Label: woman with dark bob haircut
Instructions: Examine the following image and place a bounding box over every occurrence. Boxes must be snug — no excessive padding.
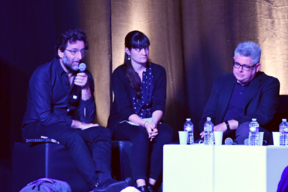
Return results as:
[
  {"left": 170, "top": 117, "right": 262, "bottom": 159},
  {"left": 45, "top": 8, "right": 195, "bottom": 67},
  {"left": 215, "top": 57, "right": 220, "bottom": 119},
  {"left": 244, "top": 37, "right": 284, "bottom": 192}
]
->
[{"left": 107, "top": 30, "right": 174, "bottom": 192}]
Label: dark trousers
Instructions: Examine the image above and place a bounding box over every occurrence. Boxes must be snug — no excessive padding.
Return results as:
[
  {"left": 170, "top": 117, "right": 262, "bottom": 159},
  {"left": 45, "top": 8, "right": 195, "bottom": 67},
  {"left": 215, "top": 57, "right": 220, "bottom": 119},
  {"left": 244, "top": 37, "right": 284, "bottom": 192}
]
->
[
  {"left": 223, "top": 121, "right": 273, "bottom": 145},
  {"left": 22, "top": 122, "right": 112, "bottom": 189},
  {"left": 113, "top": 122, "right": 173, "bottom": 182}
]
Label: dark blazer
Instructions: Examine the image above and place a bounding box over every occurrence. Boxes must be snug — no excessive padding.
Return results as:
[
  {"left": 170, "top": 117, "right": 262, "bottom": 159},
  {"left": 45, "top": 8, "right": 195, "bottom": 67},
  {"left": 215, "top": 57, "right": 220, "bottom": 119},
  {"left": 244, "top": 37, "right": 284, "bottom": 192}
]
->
[
  {"left": 199, "top": 72, "right": 280, "bottom": 132},
  {"left": 107, "top": 63, "right": 167, "bottom": 133}
]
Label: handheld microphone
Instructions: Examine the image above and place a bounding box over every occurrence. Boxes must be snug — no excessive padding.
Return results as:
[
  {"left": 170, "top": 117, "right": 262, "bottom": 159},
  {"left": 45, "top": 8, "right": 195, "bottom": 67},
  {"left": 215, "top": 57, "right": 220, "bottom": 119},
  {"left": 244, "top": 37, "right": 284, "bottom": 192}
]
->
[
  {"left": 224, "top": 137, "right": 238, "bottom": 145},
  {"left": 69, "top": 63, "right": 87, "bottom": 106},
  {"left": 78, "top": 63, "right": 86, "bottom": 72}
]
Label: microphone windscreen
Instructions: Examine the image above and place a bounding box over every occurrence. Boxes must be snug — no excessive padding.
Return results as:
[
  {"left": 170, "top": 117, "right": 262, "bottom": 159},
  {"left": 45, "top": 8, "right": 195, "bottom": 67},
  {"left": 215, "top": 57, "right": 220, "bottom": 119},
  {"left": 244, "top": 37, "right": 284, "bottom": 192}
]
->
[
  {"left": 79, "top": 63, "right": 86, "bottom": 72},
  {"left": 224, "top": 137, "right": 233, "bottom": 145}
]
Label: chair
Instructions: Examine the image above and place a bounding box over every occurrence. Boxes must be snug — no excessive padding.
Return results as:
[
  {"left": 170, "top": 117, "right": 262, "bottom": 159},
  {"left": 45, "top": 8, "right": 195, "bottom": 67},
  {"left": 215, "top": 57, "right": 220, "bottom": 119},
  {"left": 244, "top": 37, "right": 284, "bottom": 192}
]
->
[
  {"left": 12, "top": 140, "right": 162, "bottom": 192},
  {"left": 265, "top": 95, "right": 288, "bottom": 132},
  {"left": 12, "top": 140, "right": 134, "bottom": 192},
  {"left": 12, "top": 142, "right": 90, "bottom": 192},
  {"left": 111, "top": 141, "right": 133, "bottom": 181}
]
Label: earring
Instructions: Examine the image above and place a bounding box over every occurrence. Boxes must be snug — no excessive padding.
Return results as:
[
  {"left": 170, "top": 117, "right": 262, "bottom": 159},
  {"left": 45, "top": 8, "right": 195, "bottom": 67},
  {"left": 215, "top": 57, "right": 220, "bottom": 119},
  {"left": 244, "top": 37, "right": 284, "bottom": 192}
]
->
[{"left": 128, "top": 56, "right": 130, "bottom": 60}]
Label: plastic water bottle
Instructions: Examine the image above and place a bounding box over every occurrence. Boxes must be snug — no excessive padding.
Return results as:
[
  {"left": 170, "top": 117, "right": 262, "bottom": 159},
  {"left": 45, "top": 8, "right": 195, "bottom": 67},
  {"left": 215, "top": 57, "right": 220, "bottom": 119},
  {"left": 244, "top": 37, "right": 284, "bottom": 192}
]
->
[
  {"left": 248, "top": 118, "right": 259, "bottom": 146},
  {"left": 184, "top": 118, "right": 194, "bottom": 144},
  {"left": 204, "top": 117, "right": 214, "bottom": 145},
  {"left": 279, "top": 119, "right": 288, "bottom": 146}
]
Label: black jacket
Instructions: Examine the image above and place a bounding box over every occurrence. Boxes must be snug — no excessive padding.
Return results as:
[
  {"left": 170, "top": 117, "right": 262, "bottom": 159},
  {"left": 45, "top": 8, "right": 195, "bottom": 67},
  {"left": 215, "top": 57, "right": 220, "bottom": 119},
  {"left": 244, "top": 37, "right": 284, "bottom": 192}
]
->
[
  {"left": 199, "top": 72, "right": 280, "bottom": 132},
  {"left": 22, "top": 58, "right": 96, "bottom": 127}
]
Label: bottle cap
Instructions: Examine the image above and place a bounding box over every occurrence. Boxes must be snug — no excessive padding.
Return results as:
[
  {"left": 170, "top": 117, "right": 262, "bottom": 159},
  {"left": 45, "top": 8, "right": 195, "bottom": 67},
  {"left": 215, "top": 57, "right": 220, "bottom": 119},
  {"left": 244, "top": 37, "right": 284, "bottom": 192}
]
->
[
  {"left": 186, "top": 118, "right": 191, "bottom": 121},
  {"left": 207, "top": 117, "right": 211, "bottom": 121},
  {"left": 283, "top": 119, "right": 287, "bottom": 122},
  {"left": 252, "top": 118, "right": 256, "bottom": 121}
]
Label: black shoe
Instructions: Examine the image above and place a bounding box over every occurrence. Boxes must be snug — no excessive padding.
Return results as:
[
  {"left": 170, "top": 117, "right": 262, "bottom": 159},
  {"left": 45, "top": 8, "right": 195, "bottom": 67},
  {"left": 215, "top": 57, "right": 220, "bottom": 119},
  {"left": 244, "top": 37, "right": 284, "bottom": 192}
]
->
[
  {"left": 92, "top": 178, "right": 130, "bottom": 192},
  {"left": 137, "top": 185, "right": 149, "bottom": 192},
  {"left": 147, "top": 185, "right": 155, "bottom": 192}
]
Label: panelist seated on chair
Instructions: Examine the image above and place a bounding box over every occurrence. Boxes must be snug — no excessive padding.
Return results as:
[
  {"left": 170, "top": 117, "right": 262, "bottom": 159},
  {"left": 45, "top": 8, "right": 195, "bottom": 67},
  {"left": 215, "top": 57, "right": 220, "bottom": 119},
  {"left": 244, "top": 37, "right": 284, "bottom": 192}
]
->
[
  {"left": 107, "top": 30, "right": 173, "bottom": 192},
  {"left": 22, "top": 29, "right": 129, "bottom": 192},
  {"left": 199, "top": 41, "right": 280, "bottom": 144}
]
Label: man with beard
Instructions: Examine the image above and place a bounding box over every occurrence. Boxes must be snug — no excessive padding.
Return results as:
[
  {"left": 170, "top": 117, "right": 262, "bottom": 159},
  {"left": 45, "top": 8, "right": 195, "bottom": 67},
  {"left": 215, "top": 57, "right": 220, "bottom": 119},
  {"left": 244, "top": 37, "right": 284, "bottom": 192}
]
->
[
  {"left": 199, "top": 41, "right": 280, "bottom": 145},
  {"left": 22, "top": 29, "right": 129, "bottom": 192}
]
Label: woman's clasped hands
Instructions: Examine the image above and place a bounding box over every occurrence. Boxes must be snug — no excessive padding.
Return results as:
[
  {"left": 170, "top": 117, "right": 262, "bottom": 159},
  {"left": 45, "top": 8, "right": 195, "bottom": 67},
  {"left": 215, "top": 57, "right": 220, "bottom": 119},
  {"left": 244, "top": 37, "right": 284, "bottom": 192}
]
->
[{"left": 144, "top": 121, "right": 158, "bottom": 141}]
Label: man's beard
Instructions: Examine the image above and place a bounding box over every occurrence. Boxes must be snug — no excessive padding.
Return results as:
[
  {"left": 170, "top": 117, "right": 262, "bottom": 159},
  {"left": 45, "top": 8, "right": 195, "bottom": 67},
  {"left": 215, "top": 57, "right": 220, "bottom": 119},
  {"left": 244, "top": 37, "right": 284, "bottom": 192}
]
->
[{"left": 62, "top": 54, "right": 80, "bottom": 73}]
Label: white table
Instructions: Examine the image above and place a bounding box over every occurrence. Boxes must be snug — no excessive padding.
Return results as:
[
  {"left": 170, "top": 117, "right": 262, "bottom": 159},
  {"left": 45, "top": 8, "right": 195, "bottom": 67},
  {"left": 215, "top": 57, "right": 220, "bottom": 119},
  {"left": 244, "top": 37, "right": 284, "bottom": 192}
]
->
[{"left": 163, "top": 145, "right": 288, "bottom": 192}]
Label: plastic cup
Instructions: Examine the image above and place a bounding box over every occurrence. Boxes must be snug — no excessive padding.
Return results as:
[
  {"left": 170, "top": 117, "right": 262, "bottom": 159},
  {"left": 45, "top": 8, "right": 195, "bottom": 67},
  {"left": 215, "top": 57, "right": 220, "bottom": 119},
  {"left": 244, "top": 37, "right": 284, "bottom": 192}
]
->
[
  {"left": 178, "top": 131, "right": 188, "bottom": 145},
  {"left": 272, "top": 132, "right": 280, "bottom": 146},
  {"left": 214, "top": 131, "right": 223, "bottom": 145},
  {"left": 258, "top": 132, "right": 264, "bottom": 146}
]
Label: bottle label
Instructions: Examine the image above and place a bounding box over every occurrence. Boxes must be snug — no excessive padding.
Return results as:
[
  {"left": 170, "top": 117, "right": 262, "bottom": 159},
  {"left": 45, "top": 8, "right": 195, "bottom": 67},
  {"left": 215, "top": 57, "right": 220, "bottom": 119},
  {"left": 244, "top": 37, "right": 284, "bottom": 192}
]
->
[
  {"left": 284, "top": 128, "right": 288, "bottom": 133},
  {"left": 204, "top": 124, "right": 212, "bottom": 131},
  {"left": 185, "top": 125, "right": 192, "bottom": 132},
  {"left": 250, "top": 127, "right": 256, "bottom": 132}
]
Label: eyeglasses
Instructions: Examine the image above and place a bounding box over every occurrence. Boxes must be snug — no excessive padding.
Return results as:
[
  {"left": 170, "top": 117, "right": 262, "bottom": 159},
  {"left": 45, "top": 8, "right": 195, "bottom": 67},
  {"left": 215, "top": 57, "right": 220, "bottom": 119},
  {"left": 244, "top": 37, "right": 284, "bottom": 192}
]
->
[
  {"left": 65, "top": 49, "right": 88, "bottom": 56},
  {"left": 233, "top": 62, "right": 257, "bottom": 71}
]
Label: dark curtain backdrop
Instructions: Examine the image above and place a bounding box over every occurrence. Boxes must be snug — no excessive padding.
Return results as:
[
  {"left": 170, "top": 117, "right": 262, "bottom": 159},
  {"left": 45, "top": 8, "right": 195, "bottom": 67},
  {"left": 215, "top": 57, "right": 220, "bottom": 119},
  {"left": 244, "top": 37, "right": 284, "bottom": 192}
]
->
[
  {"left": 1, "top": 0, "right": 287, "bottom": 191},
  {"left": 182, "top": 0, "right": 259, "bottom": 136}
]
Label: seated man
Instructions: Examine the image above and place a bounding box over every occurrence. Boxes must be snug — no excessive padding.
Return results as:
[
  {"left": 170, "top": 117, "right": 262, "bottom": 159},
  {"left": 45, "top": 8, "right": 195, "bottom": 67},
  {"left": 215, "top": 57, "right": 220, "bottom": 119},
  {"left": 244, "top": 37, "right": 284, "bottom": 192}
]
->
[
  {"left": 199, "top": 41, "right": 280, "bottom": 144},
  {"left": 22, "top": 29, "right": 129, "bottom": 192}
]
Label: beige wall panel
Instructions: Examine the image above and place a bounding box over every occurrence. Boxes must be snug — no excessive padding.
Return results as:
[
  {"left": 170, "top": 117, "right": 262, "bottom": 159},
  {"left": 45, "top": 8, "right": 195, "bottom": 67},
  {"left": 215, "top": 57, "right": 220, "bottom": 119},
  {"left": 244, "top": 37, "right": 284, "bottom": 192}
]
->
[
  {"left": 77, "top": 0, "right": 111, "bottom": 126},
  {"left": 256, "top": 0, "right": 288, "bottom": 94}
]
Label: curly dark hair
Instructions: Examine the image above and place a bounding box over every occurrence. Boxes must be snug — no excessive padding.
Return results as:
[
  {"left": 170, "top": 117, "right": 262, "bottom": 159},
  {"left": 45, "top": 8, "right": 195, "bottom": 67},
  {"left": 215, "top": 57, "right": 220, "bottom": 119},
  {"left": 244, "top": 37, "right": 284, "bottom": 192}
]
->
[{"left": 56, "top": 29, "right": 88, "bottom": 58}]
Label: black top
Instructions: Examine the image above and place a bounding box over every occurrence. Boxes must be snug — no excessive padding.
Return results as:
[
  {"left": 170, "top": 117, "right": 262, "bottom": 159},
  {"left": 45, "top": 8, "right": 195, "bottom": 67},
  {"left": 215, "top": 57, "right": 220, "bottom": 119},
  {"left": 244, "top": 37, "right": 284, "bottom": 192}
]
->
[
  {"left": 22, "top": 58, "right": 96, "bottom": 127},
  {"left": 223, "top": 82, "right": 249, "bottom": 121},
  {"left": 107, "top": 63, "right": 167, "bottom": 133}
]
